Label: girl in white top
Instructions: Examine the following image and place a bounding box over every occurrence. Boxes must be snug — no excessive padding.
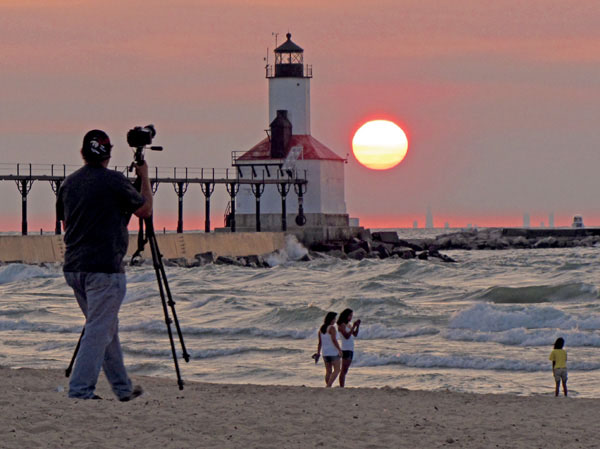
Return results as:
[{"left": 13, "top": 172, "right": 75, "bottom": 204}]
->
[
  {"left": 337, "top": 308, "right": 361, "bottom": 387},
  {"left": 315, "top": 311, "right": 343, "bottom": 387}
]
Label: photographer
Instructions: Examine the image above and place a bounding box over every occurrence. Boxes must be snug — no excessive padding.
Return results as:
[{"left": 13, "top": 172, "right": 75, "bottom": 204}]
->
[{"left": 56, "top": 129, "right": 152, "bottom": 401}]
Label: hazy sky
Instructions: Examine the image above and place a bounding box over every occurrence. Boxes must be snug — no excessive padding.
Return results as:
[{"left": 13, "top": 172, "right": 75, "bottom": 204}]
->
[{"left": 1, "top": 0, "right": 599, "bottom": 230}]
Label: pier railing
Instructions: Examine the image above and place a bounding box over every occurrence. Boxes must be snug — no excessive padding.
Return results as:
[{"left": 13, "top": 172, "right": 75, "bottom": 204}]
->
[
  {"left": 0, "top": 163, "right": 308, "bottom": 236},
  {"left": 0, "top": 163, "right": 305, "bottom": 183}
]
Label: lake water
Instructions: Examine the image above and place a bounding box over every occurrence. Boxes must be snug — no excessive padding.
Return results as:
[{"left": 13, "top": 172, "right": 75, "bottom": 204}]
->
[{"left": 1, "top": 229, "right": 599, "bottom": 396}]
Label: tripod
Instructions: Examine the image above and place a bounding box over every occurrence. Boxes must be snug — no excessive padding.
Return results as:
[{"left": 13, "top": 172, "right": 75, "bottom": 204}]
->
[
  {"left": 130, "top": 214, "right": 190, "bottom": 389},
  {"left": 66, "top": 148, "right": 190, "bottom": 390}
]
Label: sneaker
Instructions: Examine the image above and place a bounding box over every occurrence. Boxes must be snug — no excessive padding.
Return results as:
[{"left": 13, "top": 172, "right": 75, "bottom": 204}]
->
[
  {"left": 119, "top": 385, "right": 143, "bottom": 402},
  {"left": 69, "top": 394, "right": 102, "bottom": 400}
]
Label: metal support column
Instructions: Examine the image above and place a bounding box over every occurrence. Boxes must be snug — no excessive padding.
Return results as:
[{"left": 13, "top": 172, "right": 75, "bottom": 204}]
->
[
  {"left": 226, "top": 182, "right": 240, "bottom": 232},
  {"left": 173, "top": 181, "right": 189, "bottom": 234},
  {"left": 277, "top": 182, "right": 291, "bottom": 231},
  {"left": 251, "top": 183, "right": 265, "bottom": 232},
  {"left": 200, "top": 182, "right": 215, "bottom": 233},
  {"left": 294, "top": 182, "right": 307, "bottom": 227},
  {"left": 16, "top": 179, "right": 34, "bottom": 235},
  {"left": 50, "top": 179, "right": 62, "bottom": 234},
  {"left": 151, "top": 180, "right": 160, "bottom": 195}
]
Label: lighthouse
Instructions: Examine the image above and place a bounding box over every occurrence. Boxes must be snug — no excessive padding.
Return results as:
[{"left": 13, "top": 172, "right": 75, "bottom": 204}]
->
[{"left": 230, "top": 33, "right": 355, "bottom": 243}]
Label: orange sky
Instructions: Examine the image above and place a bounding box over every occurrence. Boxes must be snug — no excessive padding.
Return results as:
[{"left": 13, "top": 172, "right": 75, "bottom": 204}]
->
[{"left": 1, "top": 0, "right": 599, "bottom": 231}]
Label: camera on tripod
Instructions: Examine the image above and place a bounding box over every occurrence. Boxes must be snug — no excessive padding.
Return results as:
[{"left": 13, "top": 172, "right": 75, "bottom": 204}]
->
[
  {"left": 127, "top": 124, "right": 157, "bottom": 148},
  {"left": 127, "top": 124, "right": 163, "bottom": 169}
]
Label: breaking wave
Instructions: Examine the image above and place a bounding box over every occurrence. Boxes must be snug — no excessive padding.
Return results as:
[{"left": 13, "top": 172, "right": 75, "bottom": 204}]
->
[
  {"left": 474, "top": 283, "right": 598, "bottom": 304},
  {"left": 0, "top": 264, "right": 58, "bottom": 285},
  {"left": 449, "top": 303, "right": 600, "bottom": 333},
  {"left": 355, "top": 351, "right": 600, "bottom": 372}
]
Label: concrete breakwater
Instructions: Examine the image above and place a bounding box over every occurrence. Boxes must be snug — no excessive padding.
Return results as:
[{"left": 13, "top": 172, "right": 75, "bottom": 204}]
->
[{"left": 0, "top": 232, "right": 285, "bottom": 265}]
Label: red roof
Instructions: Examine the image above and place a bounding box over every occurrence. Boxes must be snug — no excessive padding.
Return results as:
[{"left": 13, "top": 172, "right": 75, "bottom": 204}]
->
[{"left": 237, "top": 135, "right": 344, "bottom": 162}]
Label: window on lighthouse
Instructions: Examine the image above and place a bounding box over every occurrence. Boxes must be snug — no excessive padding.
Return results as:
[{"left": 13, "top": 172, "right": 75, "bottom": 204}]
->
[{"left": 276, "top": 52, "right": 303, "bottom": 65}]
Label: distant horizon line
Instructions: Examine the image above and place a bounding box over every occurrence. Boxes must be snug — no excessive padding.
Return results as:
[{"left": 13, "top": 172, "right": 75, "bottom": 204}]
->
[{"left": 0, "top": 224, "right": 596, "bottom": 235}]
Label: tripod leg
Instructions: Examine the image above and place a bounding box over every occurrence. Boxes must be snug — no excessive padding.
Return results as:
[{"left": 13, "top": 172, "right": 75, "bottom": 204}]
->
[
  {"left": 65, "top": 327, "right": 85, "bottom": 377},
  {"left": 156, "top": 256, "right": 190, "bottom": 362},
  {"left": 147, "top": 227, "right": 186, "bottom": 390}
]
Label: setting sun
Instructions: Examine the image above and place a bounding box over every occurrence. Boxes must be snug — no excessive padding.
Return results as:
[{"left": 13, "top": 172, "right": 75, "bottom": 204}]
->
[{"left": 352, "top": 120, "right": 409, "bottom": 170}]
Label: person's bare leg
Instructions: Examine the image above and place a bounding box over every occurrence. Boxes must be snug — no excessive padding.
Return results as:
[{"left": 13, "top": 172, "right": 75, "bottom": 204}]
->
[
  {"left": 327, "top": 360, "right": 341, "bottom": 387},
  {"left": 324, "top": 362, "right": 333, "bottom": 386},
  {"left": 339, "top": 359, "right": 351, "bottom": 387}
]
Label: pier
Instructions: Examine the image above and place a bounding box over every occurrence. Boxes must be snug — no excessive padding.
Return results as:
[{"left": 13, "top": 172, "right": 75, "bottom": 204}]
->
[{"left": 0, "top": 163, "right": 307, "bottom": 235}]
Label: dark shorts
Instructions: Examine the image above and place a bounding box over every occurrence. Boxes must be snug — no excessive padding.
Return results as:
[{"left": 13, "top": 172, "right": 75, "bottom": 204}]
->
[
  {"left": 342, "top": 350, "right": 354, "bottom": 361},
  {"left": 323, "top": 355, "right": 340, "bottom": 363},
  {"left": 553, "top": 368, "right": 568, "bottom": 383}
]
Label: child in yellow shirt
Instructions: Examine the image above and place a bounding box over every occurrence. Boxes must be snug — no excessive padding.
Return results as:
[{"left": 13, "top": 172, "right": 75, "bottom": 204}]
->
[{"left": 549, "top": 337, "right": 567, "bottom": 397}]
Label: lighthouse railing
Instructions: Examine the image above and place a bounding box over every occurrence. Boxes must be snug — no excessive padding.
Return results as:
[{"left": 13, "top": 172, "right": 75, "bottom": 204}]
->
[{"left": 264, "top": 64, "right": 313, "bottom": 79}]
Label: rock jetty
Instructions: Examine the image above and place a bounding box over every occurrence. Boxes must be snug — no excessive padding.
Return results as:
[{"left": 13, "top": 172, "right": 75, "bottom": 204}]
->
[
  {"left": 160, "top": 227, "right": 600, "bottom": 268},
  {"left": 309, "top": 230, "right": 456, "bottom": 263},
  {"left": 417, "top": 227, "right": 600, "bottom": 251}
]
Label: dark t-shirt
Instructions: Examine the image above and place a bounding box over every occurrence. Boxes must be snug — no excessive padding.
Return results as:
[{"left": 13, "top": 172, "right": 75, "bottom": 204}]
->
[{"left": 56, "top": 165, "right": 145, "bottom": 273}]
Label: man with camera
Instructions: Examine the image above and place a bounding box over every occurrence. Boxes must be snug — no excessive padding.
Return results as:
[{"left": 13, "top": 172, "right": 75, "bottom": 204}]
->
[{"left": 56, "top": 129, "right": 153, "bottom": 401}]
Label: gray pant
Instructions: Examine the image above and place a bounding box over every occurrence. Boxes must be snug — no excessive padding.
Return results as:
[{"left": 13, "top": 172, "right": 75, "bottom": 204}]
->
[{"left": 65, "top": 272, "right": 133, "bottom": 399}]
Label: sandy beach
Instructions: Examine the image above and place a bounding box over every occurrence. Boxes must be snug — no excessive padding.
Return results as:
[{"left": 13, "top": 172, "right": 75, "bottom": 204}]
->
[{"left": 1, "top": 366, "right": 598, "bottom": 449}]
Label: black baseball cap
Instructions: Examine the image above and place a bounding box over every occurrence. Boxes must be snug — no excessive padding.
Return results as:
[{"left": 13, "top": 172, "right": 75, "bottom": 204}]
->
[{"left": 82, "top": 129, "right": 113, "bottom": 161}]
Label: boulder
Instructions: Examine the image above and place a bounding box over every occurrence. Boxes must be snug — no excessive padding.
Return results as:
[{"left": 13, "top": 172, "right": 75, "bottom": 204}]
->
[
  {"left": 417, "top": 251, "right": 429, "bottom": 260},
  {"left": 244, "top": 255, "right": 267, "bottom": 268},
  {"left": 215, "top": 256, "right": 243, "bottom": 266},
  {"left": 326, "top": 249, "right": 348, "bottom": 259},
  {"left": 432, "top": 236, "right": 452, "bottom": 250},
  {"left": 344, "top": 238, "right": 366, "bottom": 254},
  {"left": 372, "top": 243, "right": 392, "bottom": 259},
  {"left": 194, "top": 251, "right": 215, "bottom": 265},
  {"left": 392, "top": 247, "right": 416, "bottom": 259},
  {"left": 489, "top": 238, "right": 510, "bottom": 250},
  {"left": 347, "top": 248, "right": 368, "bottom": 260},
  {"left": 358, "top": 229, "right": 373, "bottom": 243},
  {"left": 579, "top": 236, "right": 596, "bottom": 247},
  {"left": 487, "top": 228, "right": 504, "bottom": 240},
  {"left": 439, "top": 253, "right": 456, "bottom": 263},
  {"left": 372, "top": 231, "right": 400, "bottom": 244},
  {"left": 398, "top": 239, "right": 427, "bottom": 251},
  {"left": 310, "top": 242, "right": 342, "bottom": 252},
  {"left": 429, "top": 250, "right": 456, "bottom": 263},
  {"left": 308, "top": 250, "right": 326, "bottom": 259},
  {"left": 508, "top": 236, "right": 531, "bottom": 248},
  {"left": 164, "top": 257, "right": 187, "bottom": 267},
  {"left": 533, "top": 237, "right": 558, "bottom": 248},
  {"left": 444, "top": 234, "right": 472, "bottom": 250}
]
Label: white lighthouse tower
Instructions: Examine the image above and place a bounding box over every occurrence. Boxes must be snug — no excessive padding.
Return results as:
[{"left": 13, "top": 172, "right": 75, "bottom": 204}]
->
[
  {"left": 230, "top": 33, "right": 354, "bottom": 243},
  {"left": 268, "top": 33, "right": 311, "bottom": 135}
]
